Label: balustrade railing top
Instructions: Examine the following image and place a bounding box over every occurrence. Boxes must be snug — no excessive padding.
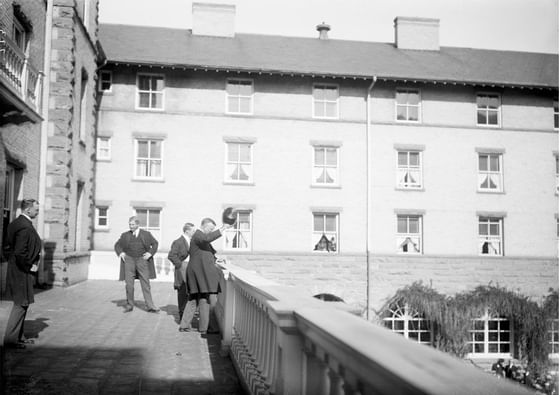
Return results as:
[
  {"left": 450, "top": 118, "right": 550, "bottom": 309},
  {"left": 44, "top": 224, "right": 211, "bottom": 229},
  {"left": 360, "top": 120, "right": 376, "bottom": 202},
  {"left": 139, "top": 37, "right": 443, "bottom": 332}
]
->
[{"left": 216, "top": 262, "right": 534, "bottom": 395}]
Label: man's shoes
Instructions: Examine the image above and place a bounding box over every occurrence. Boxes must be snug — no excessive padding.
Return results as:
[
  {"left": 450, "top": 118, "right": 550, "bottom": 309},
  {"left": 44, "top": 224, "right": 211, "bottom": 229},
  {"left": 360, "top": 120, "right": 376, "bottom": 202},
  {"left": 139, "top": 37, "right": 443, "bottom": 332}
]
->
[
  {"left": 5, "top": 342, "right": 26, "bottom": 349},
  {"left": 178, "top": 327, "right": 193, "bottom": 332},
  {"left": 124, "top": 305, "right": 133, "bottom": 313},
  {"left": 147, "top": 308, "right": 160, "bottom": 313},
  {"left": 199, "top": 329, "right": 220, "bottom": 335}
]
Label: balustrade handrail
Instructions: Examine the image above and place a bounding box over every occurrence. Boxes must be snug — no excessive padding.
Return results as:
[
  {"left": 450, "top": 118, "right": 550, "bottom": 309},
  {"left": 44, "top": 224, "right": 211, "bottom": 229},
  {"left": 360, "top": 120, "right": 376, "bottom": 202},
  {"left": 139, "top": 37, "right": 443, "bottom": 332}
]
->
[{"left": 216, "top": 262, "right": 534, "bottom": 395}]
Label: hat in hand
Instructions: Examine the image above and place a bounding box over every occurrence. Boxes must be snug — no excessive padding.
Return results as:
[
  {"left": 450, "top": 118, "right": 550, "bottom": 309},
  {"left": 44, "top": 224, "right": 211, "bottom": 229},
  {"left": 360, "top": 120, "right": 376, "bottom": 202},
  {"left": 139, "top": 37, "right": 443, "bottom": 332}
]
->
[{"left": 222, "top": 207, "right": 237, "bottom": 225}]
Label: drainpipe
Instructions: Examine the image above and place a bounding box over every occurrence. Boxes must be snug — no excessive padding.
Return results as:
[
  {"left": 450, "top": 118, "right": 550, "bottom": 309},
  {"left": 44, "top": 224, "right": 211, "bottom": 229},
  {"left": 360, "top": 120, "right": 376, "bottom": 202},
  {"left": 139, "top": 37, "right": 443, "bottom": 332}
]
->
[
  {"left": 37, "top": 0, "right": 54, "bottom": 284},
  {"left": 365, "top": 76, "right": 377, "bottom": 321}
]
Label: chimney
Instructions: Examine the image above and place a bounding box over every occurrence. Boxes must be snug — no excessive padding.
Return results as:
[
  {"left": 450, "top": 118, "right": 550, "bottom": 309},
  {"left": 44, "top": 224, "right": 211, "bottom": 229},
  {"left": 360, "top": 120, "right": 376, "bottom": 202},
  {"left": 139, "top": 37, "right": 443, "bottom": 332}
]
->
[
  {"left": 394, "top": 17, "right": 440, "bottom": 50},
  {"left": 192, "top": 2, "right": 235, "bottom": 37},
  {"left": 316, "top": 22, "right": 330, "bottom": 40}
]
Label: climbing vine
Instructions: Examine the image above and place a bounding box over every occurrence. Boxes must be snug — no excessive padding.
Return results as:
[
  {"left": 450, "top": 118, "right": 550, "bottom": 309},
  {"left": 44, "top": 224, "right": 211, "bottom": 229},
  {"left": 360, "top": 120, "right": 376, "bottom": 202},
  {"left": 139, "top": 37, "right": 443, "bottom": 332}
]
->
[{"left": 380, "top": 282, "right": 558, "bottom": 375}]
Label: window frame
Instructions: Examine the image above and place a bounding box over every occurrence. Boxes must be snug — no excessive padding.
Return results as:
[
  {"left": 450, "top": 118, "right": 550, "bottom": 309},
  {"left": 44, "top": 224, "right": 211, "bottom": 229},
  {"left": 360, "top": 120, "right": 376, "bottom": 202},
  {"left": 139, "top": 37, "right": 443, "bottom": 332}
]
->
[
  {"left": 224, "top": 142, "right": 254, "bottom": 184},
  {"left": 555, "top": 154, "right": 559, "bottom": 196},
  {"left": 95, "top": 206, "right": 109, "bottom": 229},
  {"left": 223, "top": 210, "right": 253, "bottom": 251},
  {"left": 383, "top": 303, "right": 433, "bottom": 346},
  {"left": 548, "top": 319, "right": 559, "bottom": 358},
  {"left": 395, "top": 88, "right": 422, "bottom": 123},
  {"left": 476, "top": 92, "right": 501, "bottom": 127},
  {"left": 396, "top": 150, "right": 423, "bottom": 189},
  {"left": 467, "top": 311, "right": 512, "bottom": 359},
  {"left": 312, "top": 212, "right": 339, "bottom": 253},
  {"left": 96, "top": 137, "right": 111, "bottom": 161},
  {"left": 478, "top": 217, "right": 504, "bottom": 256},
  {"left": 312, "top": 145, "right": 340, "bottom": 187},
  {"left": 477, "top": 153, "right": 504, "bottom": 193},
  {"left": 225, "top": 78, "right": 254, "bottom": 115},
  {"left": 312, "top": 83, "right": 340, "bottom": 119},
  {"left": 133, "top": 139, "right": 164, "bottom": 181},
  {"left": 12, "top": 17, "right": 27, "bottom": 53},
  {"left": 553, "top": 98, "right": 558, "bottom": 130},
  {"left": 135, "top": 73, "right": 165, "bottom": 111},
  {"left": 134, "top": 207, "right": 162, "bottom": 242},
  {"left": 396, "top": 214, "right": 423, "bottom": 255},
  {"left": 98, "top": 70, "right": 112, "bottom": 93}
]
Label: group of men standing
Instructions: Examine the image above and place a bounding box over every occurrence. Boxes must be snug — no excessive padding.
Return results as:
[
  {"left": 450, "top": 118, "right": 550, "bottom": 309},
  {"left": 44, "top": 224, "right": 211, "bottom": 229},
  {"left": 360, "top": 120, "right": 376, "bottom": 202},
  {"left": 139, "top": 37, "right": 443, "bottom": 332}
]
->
[{"left": 114, "top": 216, "right": 231, "bottom": 334}]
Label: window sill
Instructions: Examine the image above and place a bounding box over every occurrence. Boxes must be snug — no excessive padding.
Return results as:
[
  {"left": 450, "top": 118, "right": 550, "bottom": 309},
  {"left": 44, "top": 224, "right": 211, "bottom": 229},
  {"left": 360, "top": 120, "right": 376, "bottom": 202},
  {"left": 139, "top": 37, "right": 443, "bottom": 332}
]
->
[
  {"left": 312, "top": 116, "right": 340, "bottom": 121},
  {"left": 311, "top": 184, "right": 341, "bottom": 189},
  {"left": 225, "top": 112, "right": 253, "bottom": 117},
  {"left": 478, "top": 254, "right": 504, "bottom": 258},
  {"left": 312, "top": 251, "right": 339, "bottom": 254},
  {"left": 395, "top": 187, "right": 424, "bottom": 192},
  {"left": 98, "top": 90, "right": 113, "bottom": 95},
  {"left": 395, "top": 120, "right": 421, "bottom": 124},
  {"left": 477, "top": 190, "right": 505, "bottom": 195},
  {"left": 223, "top": 181, "right": 255, "bottom": 186},
  {"left": 96, "top": 158, "right": 111, "bottom": 162},
  {"left": 476, "top": 124, "right": 501, "bottom": 129},
  {"left": 135, "top": 107, "right": 165, "bottom": 112},
  {"left": 466, "top": 353, "right": 512, "bottom": 360},
  {"left": 397, "top": 252, "right": 423, "bottom": 255},
  {"left": 132, "top": 178, "right": 165, "bottom": 183},
  {"left": 94, "top": 227, "right": 110, "bottom": 233}
]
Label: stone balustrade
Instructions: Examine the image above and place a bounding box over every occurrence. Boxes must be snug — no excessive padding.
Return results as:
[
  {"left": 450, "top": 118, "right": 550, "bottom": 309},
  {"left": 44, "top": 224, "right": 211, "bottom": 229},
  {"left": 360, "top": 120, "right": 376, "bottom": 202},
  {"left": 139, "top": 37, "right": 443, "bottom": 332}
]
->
[
  {"left": 215, "top": 261, "right": 533, "bottom": 395},
  {"left": 0, "top": 29, "right": 43, "bottom": 113}
]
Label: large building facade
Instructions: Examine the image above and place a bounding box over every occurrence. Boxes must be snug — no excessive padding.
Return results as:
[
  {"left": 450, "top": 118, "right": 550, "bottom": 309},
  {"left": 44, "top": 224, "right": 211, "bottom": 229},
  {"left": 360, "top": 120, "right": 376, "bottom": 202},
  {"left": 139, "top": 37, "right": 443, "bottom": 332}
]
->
[{"left": 92, "top": 4, "right": 558, "bottom": 362}]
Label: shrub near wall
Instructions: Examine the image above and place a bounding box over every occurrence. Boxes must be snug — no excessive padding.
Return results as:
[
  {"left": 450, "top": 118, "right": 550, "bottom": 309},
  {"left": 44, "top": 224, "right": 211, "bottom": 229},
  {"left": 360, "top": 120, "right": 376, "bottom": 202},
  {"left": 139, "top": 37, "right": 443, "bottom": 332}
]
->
[{"left": 380, "top": 283, "right": 559, "bottom": 375}]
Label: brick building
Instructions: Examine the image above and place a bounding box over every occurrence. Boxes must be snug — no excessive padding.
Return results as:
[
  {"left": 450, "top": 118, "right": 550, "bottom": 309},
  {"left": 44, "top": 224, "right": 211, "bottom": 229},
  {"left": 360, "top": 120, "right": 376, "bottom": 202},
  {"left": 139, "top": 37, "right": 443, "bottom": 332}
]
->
[
  {"left": 92, "top": 4, "right": 558, "bottom": 363},
  {"left": 0, "top": 0, "right": 103, "bottom": 290}
]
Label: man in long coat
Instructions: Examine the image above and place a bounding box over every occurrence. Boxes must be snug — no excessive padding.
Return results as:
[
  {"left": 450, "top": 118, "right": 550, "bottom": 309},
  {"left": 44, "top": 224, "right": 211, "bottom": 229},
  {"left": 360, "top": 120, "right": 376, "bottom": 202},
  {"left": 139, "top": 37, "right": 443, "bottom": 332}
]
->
[
  {"left": 114, "top": 216, "right": 159, "bottom": 313},
  {"left": 180, "top": 218, "right": 230, "bottom": 334},
  {"left": 167, "top": 222, "right": 195, "bottom": 320},
  {"left": 4, "top": 199, "right": 42, "bottom": 349}
]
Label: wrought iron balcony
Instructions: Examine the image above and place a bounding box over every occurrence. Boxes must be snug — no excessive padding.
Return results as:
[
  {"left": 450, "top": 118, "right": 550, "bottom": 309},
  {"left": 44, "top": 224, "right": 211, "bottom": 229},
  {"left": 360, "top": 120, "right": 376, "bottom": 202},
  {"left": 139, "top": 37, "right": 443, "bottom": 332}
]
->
[{"left": 0, "top": 29, "right": 43, "bottom": 123}]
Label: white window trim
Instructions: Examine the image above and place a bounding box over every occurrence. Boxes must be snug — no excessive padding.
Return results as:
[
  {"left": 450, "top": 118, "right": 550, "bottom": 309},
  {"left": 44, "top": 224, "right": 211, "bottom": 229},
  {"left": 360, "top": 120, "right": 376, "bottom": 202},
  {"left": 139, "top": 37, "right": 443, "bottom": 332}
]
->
[
  {"left": 312, "top": 212, "right": 339, "bottom": 254},
  {"left": 395, "top": 88, "right": 422, "bottom": 123},
  {"left": 478, "top": 217, "right": 504, "bottom": 257},
  {"left": 12, "top": 18, "right": 27, "bottom": 53},
  {"left": 135, "top": 73, "right": 165, "bottom": 111},
  {"left": 98, "top": 70, "right": 112, "bottom": 93},
  {"left": 477, "top": 153, "right": 504, "bottom": 193},
  {"left": 396, "top": 214, "right": 423, "bottom": 255},
  {"left": 467, "top": 311, "right": 513, "bottom": 359},
  {"left": 383, "top": 303, "right": 433, "bottom": 345},
  {"left": 95, "top": 206, "right": 109, "bottom": 229},
  {"left": 476, "top": 92, "right": 502, "bottom": 128},
  {"left": 225, "top": 78, "right": 254, "bottom": 115},
  {"left": 224, "top": 142, "right": 254, "bottom": 184},
  {"left": 548, "top": 318, "right": 559, "bottom": 359},
  {"left": 396, "top": 150, "right": 423, "bottom": 189},
  {"left": 223, "top": 210, "right": 253, "bottom": 251},
  {"left": 312, "top": 83, "right": 340, "bottom": 120},
  {"left": 134, "top": 207, "right": 162, "bottom": 242},
  {"left": 133, "top": 139, "right": 164, "bottom": 181},
  {"left": 311, "top": 145, "right": 340, "bottom": 187},
  {"left": 96, "top": 137, "right": 111, "bottom": 161}
]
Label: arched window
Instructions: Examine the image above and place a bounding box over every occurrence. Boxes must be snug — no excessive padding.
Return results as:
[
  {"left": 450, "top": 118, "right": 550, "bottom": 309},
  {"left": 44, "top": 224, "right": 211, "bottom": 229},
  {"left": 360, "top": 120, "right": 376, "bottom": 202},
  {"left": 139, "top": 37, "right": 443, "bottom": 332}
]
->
[{"left": 382, "top": 303, "right": 432, "bottom": 345}]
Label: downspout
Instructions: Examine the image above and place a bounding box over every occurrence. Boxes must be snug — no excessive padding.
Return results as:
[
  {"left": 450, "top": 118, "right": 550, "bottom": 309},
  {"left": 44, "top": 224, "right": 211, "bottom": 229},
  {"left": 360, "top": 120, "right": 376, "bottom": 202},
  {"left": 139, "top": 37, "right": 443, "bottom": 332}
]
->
[
  {"left": 37, "top": 0, "right": 54, "bottom": 283},
  {"left": 365, "top": 76, "right": 377, "bottom": 321}
]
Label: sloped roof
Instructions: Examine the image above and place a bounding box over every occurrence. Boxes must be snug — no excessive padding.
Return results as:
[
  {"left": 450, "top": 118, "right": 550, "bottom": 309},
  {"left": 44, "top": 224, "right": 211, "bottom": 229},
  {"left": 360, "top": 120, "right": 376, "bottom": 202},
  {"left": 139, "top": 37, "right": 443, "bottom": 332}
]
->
[{"left": 99, "top": 24, "right": 558, "bottom": 89}]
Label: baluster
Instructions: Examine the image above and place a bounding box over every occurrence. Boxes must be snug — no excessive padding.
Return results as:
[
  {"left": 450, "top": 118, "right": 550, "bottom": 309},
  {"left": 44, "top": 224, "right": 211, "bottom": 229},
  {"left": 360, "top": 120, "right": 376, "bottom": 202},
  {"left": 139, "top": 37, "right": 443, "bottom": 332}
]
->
[
  {"left": 329, "top": 367, "right": 345, "bottom": 395},
  {"left": 21, "top": 57, "right": 28, "bottom": 99}
]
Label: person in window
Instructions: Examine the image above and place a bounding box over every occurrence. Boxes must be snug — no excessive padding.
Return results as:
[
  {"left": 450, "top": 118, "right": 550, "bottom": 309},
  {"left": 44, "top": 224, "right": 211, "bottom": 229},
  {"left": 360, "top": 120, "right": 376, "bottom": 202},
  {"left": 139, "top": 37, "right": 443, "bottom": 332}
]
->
[
  {"left": 114, "top": 216, "right": 159, "bottom": 313},
  {"left": 181, "top": 218, "right": 231, "bottom": 335},
  {"left": 168, "top": 222, "right": 196, "bottom": 322}
]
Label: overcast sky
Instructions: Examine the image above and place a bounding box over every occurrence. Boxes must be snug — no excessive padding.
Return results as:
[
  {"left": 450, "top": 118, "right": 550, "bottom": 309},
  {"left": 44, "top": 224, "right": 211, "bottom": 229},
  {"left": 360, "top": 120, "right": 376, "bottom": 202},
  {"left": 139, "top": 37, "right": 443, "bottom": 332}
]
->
[{"left": 98, "top": 0, "right": 559, "bottom": 54}]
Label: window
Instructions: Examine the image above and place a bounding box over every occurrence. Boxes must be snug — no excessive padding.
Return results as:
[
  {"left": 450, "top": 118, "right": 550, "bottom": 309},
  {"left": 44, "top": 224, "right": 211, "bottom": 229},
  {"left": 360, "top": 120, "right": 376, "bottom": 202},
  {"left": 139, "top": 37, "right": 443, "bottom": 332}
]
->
[
  {"left": 312, "top": 213, "right": 338, "bottom": 252},
  {"left": 396, "top": 215, "right": 422, "bottom": 254},
  {"left": 478, "top": 153, "right": 503, "bottom": 192},
  {"left": 96, "top": 137, "right": 111, "bottom": 160},
  {"left": 395, "top": 89, "right": 421, "bottom": 122},
  {"left": 396, "top": 151, "right": 422, "bottom": 189},
  {"left": 313, "top": 84, "right": 339, "bottom": 119},
  {"left": 224, "top": 210, "right": 252, "bottom": 250},
  {"left": 3, "top": 166, "right": 22, "bottom": 248},
  {"left": 135, "top": 208, "right": 161, "bottom": 242},
  {"left": 12, "top": 18, "right": 27, "bottom": 52},
  {"left": 549, "top": 319, "right": 559, "bottom": 355},
  {"left": 383, "top": 303, "right": 432, "bottom": 345},
  {"left": 137, "top": 74, "right": 164, "bottom": 110},
  {"left": 79, "top": 69, "right": 88, "bottom": 142},
  {"left": 469, "top": 312, "right": 511, "bottom": 356},
  {"left": 555, "top": 155, "right": 559, "bottom": 195},
  {"left": 478, "top": 217, "right": 503, "bottom": 256},
  {"left": 99, "top": 70, "right": 112, "bottom": 92},
  {"left": 554, "top": 99, "right": 558, "bottom": 130},
  {"left": 225, "top": 142, "right": 253, "bottom": 183},
  {"left": 75, "top": 182, "right": 85, "bottom": 250},
  {"left": 476, "top": 93, "right": 501, "bottom": 126},
  {"left": 95, "top": 206, "right": 109, "bottom": 229},
  {"left": 313, "top": 146, "right": 339, "bottom": 186},
  {"left": 226, "top": 79, "right": 253, "bottom": 114},
  {"left": 135, "top": 139, "right": 163, "bottom": 179}
]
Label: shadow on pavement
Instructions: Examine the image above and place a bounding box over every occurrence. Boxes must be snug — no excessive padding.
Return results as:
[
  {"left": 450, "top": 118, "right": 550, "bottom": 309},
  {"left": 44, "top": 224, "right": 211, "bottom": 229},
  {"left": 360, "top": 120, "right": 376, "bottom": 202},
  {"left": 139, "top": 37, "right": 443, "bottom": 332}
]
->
[{"left": 23, "top": 317, "right": 49, "bottom": 340}]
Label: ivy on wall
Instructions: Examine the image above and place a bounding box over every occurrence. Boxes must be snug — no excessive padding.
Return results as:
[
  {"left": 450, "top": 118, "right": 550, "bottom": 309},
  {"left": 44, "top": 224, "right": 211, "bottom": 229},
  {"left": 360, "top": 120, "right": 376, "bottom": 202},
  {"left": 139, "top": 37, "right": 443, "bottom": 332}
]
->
[{"left": 380, "top": 282, "right": 559, "bottom": 375}]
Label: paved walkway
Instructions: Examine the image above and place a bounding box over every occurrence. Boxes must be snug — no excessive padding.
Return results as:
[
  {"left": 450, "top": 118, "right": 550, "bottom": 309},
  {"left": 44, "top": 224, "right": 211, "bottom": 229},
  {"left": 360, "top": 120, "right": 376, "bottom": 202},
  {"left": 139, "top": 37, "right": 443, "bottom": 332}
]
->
[{"left": 0, "top": 280, "right": 242, "bottom": 394}]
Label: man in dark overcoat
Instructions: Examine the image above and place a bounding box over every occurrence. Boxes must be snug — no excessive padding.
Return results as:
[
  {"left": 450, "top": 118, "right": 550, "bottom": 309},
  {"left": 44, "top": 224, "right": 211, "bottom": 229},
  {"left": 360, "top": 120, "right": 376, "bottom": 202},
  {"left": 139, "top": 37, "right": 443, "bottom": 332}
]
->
[
  {"left": 114, "top": 216, "right": 159, "bottom": 313},
  {"left": 4, "top": 199, "right": 42, "bottom": 349},
  {"left": 167, "top": 222, "right": 195, "bottom": 320},
  {"left": 180, "top": 218, "right": 230, "bottom": 334}
]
